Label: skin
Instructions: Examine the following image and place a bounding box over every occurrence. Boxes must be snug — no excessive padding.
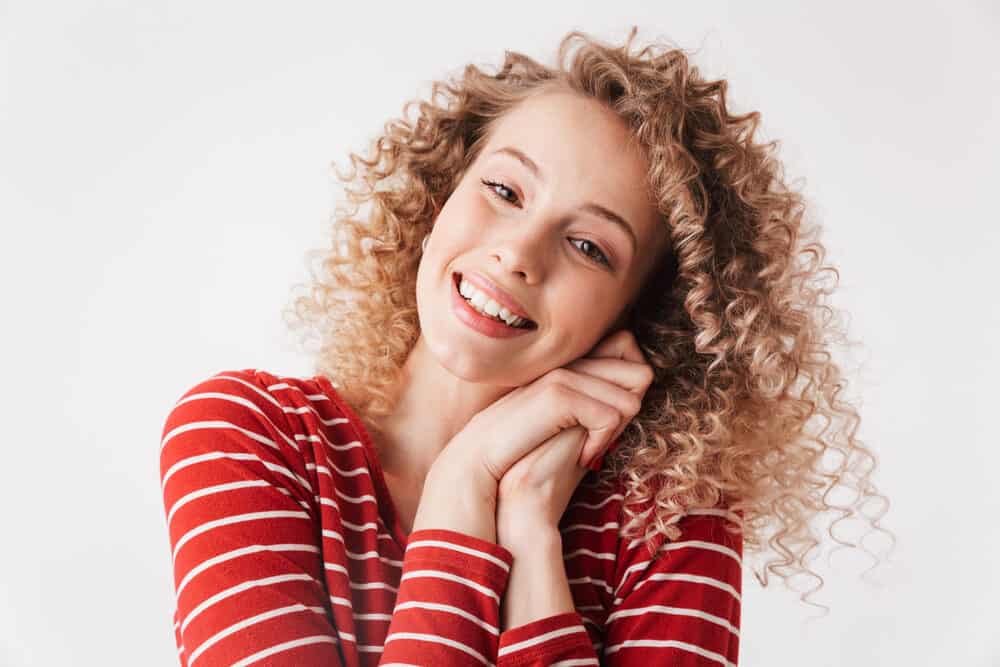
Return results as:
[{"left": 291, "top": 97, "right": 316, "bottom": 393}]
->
[{"left": 372, "top": 89, "right": 671, "bottom": 527}]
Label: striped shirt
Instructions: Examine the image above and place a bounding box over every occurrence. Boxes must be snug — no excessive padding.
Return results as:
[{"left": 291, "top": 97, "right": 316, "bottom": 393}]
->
[{"left": 159, "top": 368, "right": 743, "bottom": 666}]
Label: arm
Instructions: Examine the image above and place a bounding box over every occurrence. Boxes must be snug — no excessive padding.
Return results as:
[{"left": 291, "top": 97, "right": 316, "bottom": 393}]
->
[
  {"left": 494, "top": 511, "right": 744, "bottom": 666},
  {"left": 500, "top": 531, "right": 576, "bottom": 631},
  {"left": 161, "top": 371, "right": 515, "bottom": 666},
  {"left": 378, "top": 458, "right": 516, "bottom": 665},
  {"left": 160, "top": 371, "right": 342, "bottom": 666},
  {"left": 495, "top": 528, "right": 598, "bottom": 665},
  {"left": 604, "top": 511, "right": 743, "bottom": 665}
]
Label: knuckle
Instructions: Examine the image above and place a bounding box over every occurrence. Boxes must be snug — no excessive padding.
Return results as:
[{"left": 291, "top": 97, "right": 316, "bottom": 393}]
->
[
  {"left": 545, "top": 382, "right": 572, "bottom": 404},
  {"left": 545, "top": 367, "right": 571, "bottom": 385}
]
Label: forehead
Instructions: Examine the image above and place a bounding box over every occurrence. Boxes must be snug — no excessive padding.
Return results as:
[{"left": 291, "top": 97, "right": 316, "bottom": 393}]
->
[{"left": 484, "top": 90, "right": 646, "bottom": 178}]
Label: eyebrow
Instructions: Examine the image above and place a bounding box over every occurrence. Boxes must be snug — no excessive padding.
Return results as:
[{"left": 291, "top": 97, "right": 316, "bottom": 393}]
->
[{"left": 491, "top": 146, "right": 638, "bottom": 254}]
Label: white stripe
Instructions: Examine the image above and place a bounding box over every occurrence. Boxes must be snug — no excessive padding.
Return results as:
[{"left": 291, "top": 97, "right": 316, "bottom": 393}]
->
[
  {"left": 230, "top": 635, "right": 338, "bottom": 667},
  {"left": 567, "top": 575, "right": 613, "bottom": 596},
  {"left": 324, "top": 438, "right": 365, "bottom": 451},
  {"left": 405, "top": 537, "right": 510, "bottom": 572},
  {"left": 392, "top": 600, "right": 499, "bottom": 635},
  {"left": 562, "top": 547, "right": 616, "bottom": 561},
  {"left": 345, "top": 548, "right": 403, "bottom": 568},
  {"left": 168, "top": 389, "right": 301, "bottom": 454},
  {"left": 342, "top": 519, "right": 381, "bottom": 533},
  {"left": 329, "top": 462, "right": 376, "bottom": 477},
  {"left": 176, "top": 543, "right": 319, "bottom": 597},
  {"left": 180, "top": 573, "right": 316, "bottom": 634},
  {"left": 615, "top": 539, "right": 742, "bottom": 596},
  {"left": 632, "top": 572, "right": 741, "bottom": 602},
  {"left": 560, "top": 521, "right": 619, "bottom": 534},
  {"left": 335, "top": 488, "right": 378, "bottom": 504},
  {"left": 383, "top": 632, "right": 490, "bottom": 665},
  {"left": 497, "top": 623, "right": 588, "bottom": 657},
  {"left": 354, "top": 612, "right": 393, "bottom": 621},
  {"left": 166, "top": 480, "right": 271, "bottom": 526},
  {"left": 607, "top": 603, "right": 740, "bottom": 637},
  {"left": 172, "top": 510, "right": 310, "bottom": 561},
  {"left": 357, "top": 643, "right": 385, "bottom": 653},
  {"left": 161, "top": 418, "right": 279, "bottom": 456},
  {"left": 551, "top": 660, "right": 599, "bottom": 666},
  {"left": 330, "top": 594, "right": 352, "bottom": 609},
  {"left": 321, "top": 528, "right": 345, "bottom": 545},
  {"left": 569, "top": 493, "right": 624, "bottom": 510},
  {"left": 400, "top": 569, "right": 500, "bottom": 602},
  {"left": 604, "top": 638, "right": 735, "bottom": 667},
  {"left": 319, "top": 497, "right": 341, "bottom": 512},
  {"left": 349, "top": 580, "right": 399, "bottom": 593},
  {"left": 187, "top": 603, "right": 326, "bottom": 665},
  {"left": 324, "top": 561, "right": 350, "bottom": 578},
  {"left": 214, "top": 374, "right": 355, "bottom": 450},
  {"left": 161, "top": 450, "right": 312, "bottom": 496}
]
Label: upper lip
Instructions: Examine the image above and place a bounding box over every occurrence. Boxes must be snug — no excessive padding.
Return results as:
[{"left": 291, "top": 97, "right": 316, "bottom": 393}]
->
[{"left": 456, "top": 271, "right": 535, "bottom": 322}]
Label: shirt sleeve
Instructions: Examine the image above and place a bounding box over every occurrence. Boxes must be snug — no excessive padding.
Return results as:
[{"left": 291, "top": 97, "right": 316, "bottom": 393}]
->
[
  {"left": 494, "top": 511, "right": 743, "bottom": 666},
  {"left": 604, "top": 511, "right": 743, "bottom": 666},
  {"left": 160, "top": 370, "right": 343, "bottom": 666},
  {"left": 380, "top": 528, "right": 515, "bottom": 665},
  {"left": 160, "top": 370, "right": 518, "bottom": 666}
]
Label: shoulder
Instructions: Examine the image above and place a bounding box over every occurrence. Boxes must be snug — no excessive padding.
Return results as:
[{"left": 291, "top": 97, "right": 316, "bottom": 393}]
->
[
  {"left": 159, "top": 368, "right": 359, "bottom": 468},
  {"left": 161, "top": 368, "right": 351, "bottom": 431}
]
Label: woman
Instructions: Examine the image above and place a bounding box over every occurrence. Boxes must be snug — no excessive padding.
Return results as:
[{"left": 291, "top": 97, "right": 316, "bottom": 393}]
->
[{"left": 160, "top": 28, "right": 889, "bottom": 666}]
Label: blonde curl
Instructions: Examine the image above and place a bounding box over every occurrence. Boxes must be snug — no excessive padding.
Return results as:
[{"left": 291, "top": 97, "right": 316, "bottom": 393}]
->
[{"left": 284, "top": 27, "right": 895, "bottom": 613}]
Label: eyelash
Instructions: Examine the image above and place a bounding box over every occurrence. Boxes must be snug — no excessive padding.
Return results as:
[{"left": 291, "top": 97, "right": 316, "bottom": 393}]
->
[{"left": 480, "top": 178, "right": 612, "bottom": 268}]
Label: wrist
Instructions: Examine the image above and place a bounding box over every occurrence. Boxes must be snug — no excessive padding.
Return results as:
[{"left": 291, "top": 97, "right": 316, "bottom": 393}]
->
[
  {"left": 431, "top": 441, "right": 498, "bottom": 501},
  {"left": 498, "top": 512, "right": 562, "bottom": 553},
  {"left": 412, "top": 456, "right": 498, "bottom": 542}
]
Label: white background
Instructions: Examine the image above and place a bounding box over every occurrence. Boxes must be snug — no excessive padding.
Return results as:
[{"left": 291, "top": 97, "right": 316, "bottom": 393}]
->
[{"left": 2, "top": 1, "right": 998, "bottom": 665}]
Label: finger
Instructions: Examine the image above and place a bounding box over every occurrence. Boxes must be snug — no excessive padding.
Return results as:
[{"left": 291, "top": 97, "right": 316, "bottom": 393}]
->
[
  {"left": 586, "top": 328, "right": 646, "bottom": 365},
  {"left": 542, "top": 367, "right": 642, "bottom": 428},
  {"left": 562, "top": 357, "right": 654, "bottom": 396},
  {"left": 538, "top": 384, "right": 623, "bottom": 468}
]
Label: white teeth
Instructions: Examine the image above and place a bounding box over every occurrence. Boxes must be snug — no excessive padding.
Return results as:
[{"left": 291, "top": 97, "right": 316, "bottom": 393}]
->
[{"left": 458, "top": 277, "right": 530, "bottom": 328}]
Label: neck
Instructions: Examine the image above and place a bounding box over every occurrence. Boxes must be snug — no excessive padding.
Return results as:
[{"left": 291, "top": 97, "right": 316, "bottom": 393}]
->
[{"left": 370, "top": 335, "right": 516, "bottom": 483}]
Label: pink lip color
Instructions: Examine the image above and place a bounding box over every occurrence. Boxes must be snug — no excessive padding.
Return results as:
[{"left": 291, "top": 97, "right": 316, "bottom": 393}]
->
[
  {"left": 451, "top": 273, "right": 536, "bottom": 339},
  {"left": 462, "top": 271, "right": 533, "bottom": 321}
]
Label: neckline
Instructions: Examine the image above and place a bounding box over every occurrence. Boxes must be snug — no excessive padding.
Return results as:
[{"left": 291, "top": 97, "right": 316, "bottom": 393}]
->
[{"left": 313, "top": 374, "right": 411, "bottom": 551}]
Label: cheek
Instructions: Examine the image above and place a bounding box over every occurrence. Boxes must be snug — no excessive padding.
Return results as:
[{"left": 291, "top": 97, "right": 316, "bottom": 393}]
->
[{"left": 545, "top": 297, "right": 613, "bottom": 359}]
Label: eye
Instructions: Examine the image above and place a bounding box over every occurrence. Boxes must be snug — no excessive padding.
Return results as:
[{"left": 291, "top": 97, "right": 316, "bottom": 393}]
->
[
  {"left": 570, "top": 238, "right": 612, "bottom": 268},
  {"left": 481, "top": 178, "right": 520, "bottom": 206},
  {"left": 482, "top": 178, "right": 613, "bottom": 269}
]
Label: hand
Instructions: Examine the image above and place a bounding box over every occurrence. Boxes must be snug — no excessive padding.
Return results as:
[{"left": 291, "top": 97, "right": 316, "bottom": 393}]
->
[
  {"left": 436, "top": 329, "right": 654, "bottom": 503},
  {"left": 493, "top": 329, "right": 655, "bottom": 545}
]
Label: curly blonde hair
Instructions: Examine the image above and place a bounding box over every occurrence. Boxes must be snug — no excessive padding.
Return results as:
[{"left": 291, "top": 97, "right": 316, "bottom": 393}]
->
[{"left": 284, "top": 27, "right": 894, "bottom": 612}]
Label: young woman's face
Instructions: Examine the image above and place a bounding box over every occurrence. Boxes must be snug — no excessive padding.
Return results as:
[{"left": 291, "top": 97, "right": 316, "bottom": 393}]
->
[{"left": 416, "top": 89, "right": 668, "bottom": 386}]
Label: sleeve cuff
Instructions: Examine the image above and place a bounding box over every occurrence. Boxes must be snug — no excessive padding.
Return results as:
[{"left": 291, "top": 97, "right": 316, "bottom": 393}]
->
[
  {"left": 404, "top": 528, "right": 514, "bottom": 591},
  {"left": 497, "top": 611, "right": 594, "bottom": 665}
]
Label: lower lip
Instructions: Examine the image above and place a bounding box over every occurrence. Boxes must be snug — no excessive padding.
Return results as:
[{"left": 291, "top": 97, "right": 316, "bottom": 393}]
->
[{"left": 451, "top": 274, "right": 536, "bottom": 339}]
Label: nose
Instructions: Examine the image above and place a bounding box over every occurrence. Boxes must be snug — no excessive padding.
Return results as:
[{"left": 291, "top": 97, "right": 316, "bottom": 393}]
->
[{"left": 488, "top": 223, "right": 552, "bottom": 284}]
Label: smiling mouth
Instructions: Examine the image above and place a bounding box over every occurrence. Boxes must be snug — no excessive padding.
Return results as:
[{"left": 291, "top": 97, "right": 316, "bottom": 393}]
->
[{"left": 453, "top": 272, "right": 538, "bottom": 329}]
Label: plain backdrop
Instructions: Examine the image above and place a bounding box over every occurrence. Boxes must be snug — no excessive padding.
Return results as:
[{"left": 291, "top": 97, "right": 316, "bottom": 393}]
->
[{"left": 2, "top": 1, "right": 998, "bottom": 665}]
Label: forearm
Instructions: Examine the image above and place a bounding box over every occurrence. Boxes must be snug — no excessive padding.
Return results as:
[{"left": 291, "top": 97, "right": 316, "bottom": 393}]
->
[
  {"left": 500, "top": 530, "right": 575, "bottom": 631},
  {"left": 411, "top": 452, "right": 498, "bottom": 543}
]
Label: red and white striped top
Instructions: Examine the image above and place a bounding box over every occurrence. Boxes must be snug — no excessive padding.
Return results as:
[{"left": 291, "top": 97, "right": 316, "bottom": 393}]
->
[{"left": 159, "top": 368, "right": 743, "bottom": 666}]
